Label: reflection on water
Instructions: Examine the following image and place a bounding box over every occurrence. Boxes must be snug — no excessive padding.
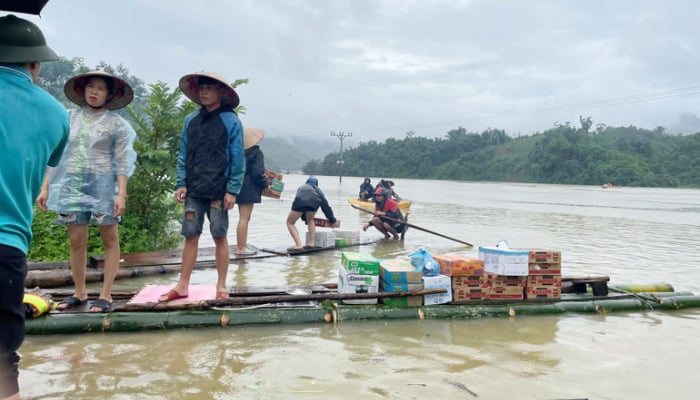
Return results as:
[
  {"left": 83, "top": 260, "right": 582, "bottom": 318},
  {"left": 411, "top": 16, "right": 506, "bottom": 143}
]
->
[{"left": 20, "top": 177, "right": 700, "bottom": 399}]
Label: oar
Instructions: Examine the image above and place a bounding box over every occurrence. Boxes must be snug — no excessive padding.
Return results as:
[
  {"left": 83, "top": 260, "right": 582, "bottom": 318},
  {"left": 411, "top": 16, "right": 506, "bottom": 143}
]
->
[{"left": 351, "top": 204, "right": 474, "bottom": 248}]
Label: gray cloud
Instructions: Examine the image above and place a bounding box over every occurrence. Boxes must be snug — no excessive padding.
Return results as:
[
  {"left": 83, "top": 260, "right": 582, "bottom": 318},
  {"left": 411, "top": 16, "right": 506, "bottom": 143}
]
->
[{"left": 10, "top": 0, "right": 700, "bottom": 144}]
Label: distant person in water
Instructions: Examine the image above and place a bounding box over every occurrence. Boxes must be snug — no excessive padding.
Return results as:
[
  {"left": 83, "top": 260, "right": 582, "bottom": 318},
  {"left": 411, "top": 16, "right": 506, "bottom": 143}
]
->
[
  {"left": 363, "top": 186, "right": 405, "bottom": 240},
  {"left": 286, "top": 177, "right": 338, "bottom": 251},
  {"left": 378, "top": 179, "right": 401, "bottom": 201},
  {"left": 359, "top": 177, "right": 374, "bottom": 200}
]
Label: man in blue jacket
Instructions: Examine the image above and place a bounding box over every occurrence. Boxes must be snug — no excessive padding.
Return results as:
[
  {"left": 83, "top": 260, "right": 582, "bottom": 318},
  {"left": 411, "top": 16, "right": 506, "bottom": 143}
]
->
[
  {"left": 159, "top": 72, "right": 245, "bottom": 302},
  {"left": 0, "top": 15, "right": 69, "bottom": 399}
]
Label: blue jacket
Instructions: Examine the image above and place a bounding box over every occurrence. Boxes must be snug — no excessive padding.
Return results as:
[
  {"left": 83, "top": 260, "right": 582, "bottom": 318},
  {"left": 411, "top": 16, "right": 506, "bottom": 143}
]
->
[{"left": 176, "top": 105, "right": 245, "bottom": 199}]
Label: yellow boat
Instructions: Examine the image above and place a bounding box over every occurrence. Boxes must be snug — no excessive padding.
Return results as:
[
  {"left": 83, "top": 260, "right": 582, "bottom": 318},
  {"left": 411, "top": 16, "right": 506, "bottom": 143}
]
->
[{"left": 348, "top": 197, "right": 412, "bottom": 215}]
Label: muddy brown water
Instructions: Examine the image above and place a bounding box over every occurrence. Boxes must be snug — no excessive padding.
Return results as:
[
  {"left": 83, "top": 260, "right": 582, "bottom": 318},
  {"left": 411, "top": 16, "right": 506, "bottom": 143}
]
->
[{"left": 19, "top": 176, "right": 700, "bottom": 399}]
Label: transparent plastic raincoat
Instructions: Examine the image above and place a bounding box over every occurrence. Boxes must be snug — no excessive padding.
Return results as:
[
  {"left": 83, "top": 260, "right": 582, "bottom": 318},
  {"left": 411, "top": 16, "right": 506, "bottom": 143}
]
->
[{"left": 46, "top": 107, "right": 137, "bottom": 214}]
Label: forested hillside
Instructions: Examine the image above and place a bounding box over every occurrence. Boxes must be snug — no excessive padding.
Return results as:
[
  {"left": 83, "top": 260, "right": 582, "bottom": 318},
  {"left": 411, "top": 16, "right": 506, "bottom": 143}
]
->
[{"left": 303, "top": 121, "right": 700, "bottom": 188}]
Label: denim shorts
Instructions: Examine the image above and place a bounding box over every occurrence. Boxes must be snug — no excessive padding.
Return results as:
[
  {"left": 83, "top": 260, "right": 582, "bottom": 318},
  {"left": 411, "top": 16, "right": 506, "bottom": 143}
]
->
[
  {"left": 181, "top": 196, "right": 229, "bottom": 238},
  {"left": 54, "top": 211, "right": 120, "bottom": 226}
]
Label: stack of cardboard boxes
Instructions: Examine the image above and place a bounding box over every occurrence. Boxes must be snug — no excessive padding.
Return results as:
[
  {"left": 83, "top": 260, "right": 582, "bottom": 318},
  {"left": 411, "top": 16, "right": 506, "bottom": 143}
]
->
[
  {"left": 433, "top": 254, "right": 485, "bottom": 303},
  {"left": 337, "top": 252, "right": 380, "bottom": 304},
  {"left": 524, "top": 250, "right": 562, "bottom": 299},
  {"left": 379, "top": 259, "right": 423, "bottom": 307}
]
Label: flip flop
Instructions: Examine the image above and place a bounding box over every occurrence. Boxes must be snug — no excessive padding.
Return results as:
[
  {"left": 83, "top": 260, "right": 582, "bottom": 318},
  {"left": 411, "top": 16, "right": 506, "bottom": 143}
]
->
[
  {"left": 303, "top": 245, "right": 321, "bottom": 249},
  {"left": 158, "top": 289, "right": 188, "bottom": 303},
  {"left": 216, "top": 291, "right": 229, "bottom": 300},
  {"left": 56, "top": 295, "right": 86, "bottom": 310},
  {"left": 89, "top": 298, "right": 112, "bottom": 313},
  {"left": 287, "top": 246, "right": 304, "bottom": 252},
  {"left": 234, "top": 248, "right": 257, "bottom": 256}
]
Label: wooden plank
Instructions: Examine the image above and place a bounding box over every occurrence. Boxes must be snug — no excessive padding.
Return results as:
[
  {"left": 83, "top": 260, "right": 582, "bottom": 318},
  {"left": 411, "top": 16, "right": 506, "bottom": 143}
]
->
[
  {"left": 562, "top": 275, "right": 610, "bottom": 283},
  {"left": 261, "top": 239, "right": 378, "bottom": 256}
]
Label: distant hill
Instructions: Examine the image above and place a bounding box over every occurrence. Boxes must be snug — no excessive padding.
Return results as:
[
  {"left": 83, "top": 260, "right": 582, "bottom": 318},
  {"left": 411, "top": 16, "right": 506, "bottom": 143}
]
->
[{"left": 259, "top": 135, "right": 338, "bottom": 173}]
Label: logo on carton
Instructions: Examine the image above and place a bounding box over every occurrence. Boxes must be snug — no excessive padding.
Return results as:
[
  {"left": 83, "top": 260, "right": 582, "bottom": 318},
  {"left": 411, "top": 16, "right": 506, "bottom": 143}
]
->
[{"left": 348, "top": 274, "right": 372, "bottom": 284}]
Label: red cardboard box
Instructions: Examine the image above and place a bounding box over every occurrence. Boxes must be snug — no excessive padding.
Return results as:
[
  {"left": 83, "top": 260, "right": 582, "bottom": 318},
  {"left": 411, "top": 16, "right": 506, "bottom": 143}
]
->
[
  {"left": 452, "top": 275, "right": 490, "bottom": 289},
  {"left": 528, "top": 262, "right": 562, "bottom": 275},
  {"left": 490, "top": 274, "right": 527, "bottom": 287},
  {"left": 526, "top": 275, "right": 562, "bottom": 287},
  {"left": 525, "top": 285, "right": 561, "bottom": 299},
  {"left": 452, "top": 288, "right": 489, "bottom": 302},
  {"left": 434, "top": 254, "right": 484, "bottom": 276},
  {"left": 525, "top": 250, "right": 561, "bottom": 264}
]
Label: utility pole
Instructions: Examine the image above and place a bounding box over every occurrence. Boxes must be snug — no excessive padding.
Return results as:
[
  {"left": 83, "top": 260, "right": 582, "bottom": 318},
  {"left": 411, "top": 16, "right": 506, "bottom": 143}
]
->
[{"left": 331, "top": 131, "right": 352, "bottom": 182}]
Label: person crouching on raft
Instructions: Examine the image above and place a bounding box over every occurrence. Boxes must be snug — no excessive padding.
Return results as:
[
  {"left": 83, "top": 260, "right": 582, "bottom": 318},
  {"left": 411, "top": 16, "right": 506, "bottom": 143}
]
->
[
  {"left": 286, "top": 177, "right": 337, "bottom": 251},
  {"left": 363, "top": 186, "right": 405, "bottom": 240}
]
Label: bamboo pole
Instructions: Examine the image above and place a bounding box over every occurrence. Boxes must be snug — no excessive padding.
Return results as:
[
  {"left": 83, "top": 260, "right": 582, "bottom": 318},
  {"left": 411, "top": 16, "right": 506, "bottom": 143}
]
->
[
  {"left": 351, "top": 204, "right": 474, "bottom": 247},
  {"left": 25, "top": 265, "right": 182, "bottom": 288},
  {"left": 114, "top": 288, "right": 449, "bottom": 312}
]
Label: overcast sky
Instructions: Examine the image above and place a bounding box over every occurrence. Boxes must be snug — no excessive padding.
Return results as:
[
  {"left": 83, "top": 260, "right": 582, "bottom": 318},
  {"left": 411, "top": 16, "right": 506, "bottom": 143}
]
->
[{"left": 10, "top": 0, "right": 700, "bottom": 143}]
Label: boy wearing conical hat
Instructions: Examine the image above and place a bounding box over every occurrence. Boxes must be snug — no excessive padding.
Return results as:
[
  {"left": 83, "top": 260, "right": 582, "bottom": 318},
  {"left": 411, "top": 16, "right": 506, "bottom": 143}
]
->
[{"left": 159, "top": 72, "right": 245, "bottom": 302}]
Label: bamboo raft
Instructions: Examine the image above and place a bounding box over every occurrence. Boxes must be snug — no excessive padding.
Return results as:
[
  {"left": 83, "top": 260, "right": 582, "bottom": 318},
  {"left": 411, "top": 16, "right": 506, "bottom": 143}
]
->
[{"left": 25, "top": 281, "right": 700, "bottom": 335}]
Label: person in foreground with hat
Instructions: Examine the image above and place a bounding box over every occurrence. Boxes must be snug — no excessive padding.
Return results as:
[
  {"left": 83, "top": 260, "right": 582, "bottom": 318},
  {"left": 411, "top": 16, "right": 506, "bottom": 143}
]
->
[
  {"left": 362, "top": 186, "right": 405, "bottom": 240},
  {"left": 158, "top": 72, "right": 245, "bottom": 302},
  {"left": 0, "top": 14, "right": 69, "bottom": 400},
  {"left": 234, "top": 128, "right": 270, "bottom": 256},
  {"left": 286, "top": 177, "right": 338, "bottom": 251},
  {"left": 36, "top": 70, "right": 138, "bottom": 313}
]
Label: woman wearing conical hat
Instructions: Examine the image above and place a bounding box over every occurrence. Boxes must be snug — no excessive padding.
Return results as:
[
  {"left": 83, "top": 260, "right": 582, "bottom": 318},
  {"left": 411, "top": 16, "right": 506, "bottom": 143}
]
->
[
  {"left": 36, "top": 70, "right": 137, "bottom": 313},
  {"left": 234, "top": 128, "right": 269, "bottom": 255}
]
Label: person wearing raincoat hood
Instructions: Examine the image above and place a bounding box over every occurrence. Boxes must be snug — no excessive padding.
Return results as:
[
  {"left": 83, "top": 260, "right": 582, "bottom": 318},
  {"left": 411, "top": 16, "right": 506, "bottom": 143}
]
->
[
  {"left": 36, "top": 70, "right": 137, "bottom": 314},
  {"left": 286, "top": 177, "right": 338, "bottom": 251}
]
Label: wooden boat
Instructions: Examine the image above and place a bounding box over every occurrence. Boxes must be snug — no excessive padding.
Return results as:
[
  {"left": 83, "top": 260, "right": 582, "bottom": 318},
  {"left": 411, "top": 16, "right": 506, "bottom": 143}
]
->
[
  {"left": 24, "top": 279, "right": 700, "bottom": 335},
  {"left": 348, "top": 197, "right": 412, "bottom": 215}
]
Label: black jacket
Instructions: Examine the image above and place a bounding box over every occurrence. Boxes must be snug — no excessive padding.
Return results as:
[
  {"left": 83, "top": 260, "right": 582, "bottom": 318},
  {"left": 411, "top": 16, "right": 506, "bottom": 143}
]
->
[{"left": 237, "top": 146, "right": 268, "bottom": 204}]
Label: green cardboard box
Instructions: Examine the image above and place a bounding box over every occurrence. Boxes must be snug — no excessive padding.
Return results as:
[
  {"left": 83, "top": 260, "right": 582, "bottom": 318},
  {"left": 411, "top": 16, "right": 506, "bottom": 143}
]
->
[{"left": 341, "top": 252, "right": 380, "bottom": 275}]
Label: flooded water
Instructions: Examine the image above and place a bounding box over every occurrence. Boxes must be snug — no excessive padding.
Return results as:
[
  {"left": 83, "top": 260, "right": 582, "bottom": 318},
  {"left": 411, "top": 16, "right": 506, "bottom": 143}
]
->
[{"left": 19, "top": 176, "right": 700, "bottom": 399}]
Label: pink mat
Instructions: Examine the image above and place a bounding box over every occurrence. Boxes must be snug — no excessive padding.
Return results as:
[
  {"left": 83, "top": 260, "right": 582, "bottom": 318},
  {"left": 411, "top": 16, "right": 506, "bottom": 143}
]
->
[{"left": 129, "top": 284, "right": 217, "bottom": 304}]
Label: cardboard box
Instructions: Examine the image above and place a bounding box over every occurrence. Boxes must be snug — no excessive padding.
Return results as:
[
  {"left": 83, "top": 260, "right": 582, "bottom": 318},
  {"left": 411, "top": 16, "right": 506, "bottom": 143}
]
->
[
  {"left": 338, "top": 265, "right": 379, "bottom": 304},
  {"left": 490, "top": 285, "right": 525, "bottom": 296},
  {"left": 528, "top": 262, "right": 562, "bottom": 275},
  {"left": 479, "top": 246, "right": 529, "bottom": 276},
  {"left": 433, "top": 254, "right": 484, "bottom": 276},
  {"left": 341, "top": 252, "right": 380, "bottom": 275},
  {"left": 334, "top": 230, "right": 361, "bottom": 245},
  {"left": 380, "top": 258, "right": 423, "bottom": 284},
  {"left": 380, "top": 279, "right": 423, "bottom": 307},
  {"left": 422, "top": 274, "right": 452, "bottom": 305},
  {"left": 526, "top": 275, "right": 562, "bottom": 287},
  {"left": 452, "top": 288, "right": 490, "bottom": 302},
  {"left": 451, "top": 275, "right": 490, "bottom": 289},
  {"left": 380, "top": 296, "right": 424, "bottom": 307},
  {"left": 525, "top": 249, "right": 561, "bottom": 264},
  {"left": 262, "top": 170, "right": 284, "bottom": 199},
  {"left": 490, "top": 275, "right": 527, "bottom": 287},
  {"left": 305, "top": 231, "right": 335, "bottom": 248},
  {"left": 525, "top": 285, "right": 561, "bottom": 300}
]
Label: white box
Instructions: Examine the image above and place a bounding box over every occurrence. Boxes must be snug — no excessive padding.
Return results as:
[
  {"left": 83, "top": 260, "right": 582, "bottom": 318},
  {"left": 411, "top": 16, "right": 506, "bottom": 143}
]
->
[
  {"left": 333, "top": 230, "right": 361, "bottom": 245},
  {"left": 478, "top": 246, "right": 529, "bottom": 276},
  {"left": 338, "top": 265, "right": 379, "bottom": 304},
  {"left": 306, "top": 230, "right": 336, "bottom": 248},
  {"left": 422, "top": 274, "right": 452, "bottom": 305}
]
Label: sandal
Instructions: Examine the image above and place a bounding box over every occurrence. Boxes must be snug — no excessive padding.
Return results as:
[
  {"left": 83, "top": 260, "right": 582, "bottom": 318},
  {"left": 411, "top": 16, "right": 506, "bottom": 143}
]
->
[
  {"left": 56, "top": 295, "right": 86, "bottom": 310},
  {"left": 89, "top": 298, "right": 112, "bottom": 313},
  {"left": 287, "top": 246, "right": 304, "bottom": 252},
  {"left": 216, "top": 291, "right": 229, "bottom": 300},
  {"left": 158, "top": 289, "right": 188, "bottom": 303}
]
